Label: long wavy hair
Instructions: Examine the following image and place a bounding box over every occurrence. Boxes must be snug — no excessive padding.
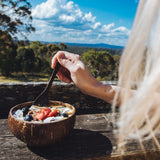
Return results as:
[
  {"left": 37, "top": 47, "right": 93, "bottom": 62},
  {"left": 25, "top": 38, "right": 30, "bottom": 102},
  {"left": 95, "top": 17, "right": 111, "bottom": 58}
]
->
[{"left": 115, "top": 0, "right": 160, "bottom": 149}]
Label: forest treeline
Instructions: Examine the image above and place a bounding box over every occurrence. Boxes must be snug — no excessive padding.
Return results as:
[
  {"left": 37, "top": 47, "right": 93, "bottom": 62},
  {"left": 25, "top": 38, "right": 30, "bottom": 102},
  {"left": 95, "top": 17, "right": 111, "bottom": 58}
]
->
[
  {"left": 0, "top": 29, "right": 121, "bottom": 81},
  {"left": 0, "top": 0, "right": 121, "bottom": 81}
]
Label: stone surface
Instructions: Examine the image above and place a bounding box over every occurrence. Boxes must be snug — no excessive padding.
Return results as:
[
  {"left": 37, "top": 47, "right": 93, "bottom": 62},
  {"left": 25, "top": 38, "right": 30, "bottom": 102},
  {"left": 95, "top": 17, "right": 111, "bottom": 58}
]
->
[{"left": 0, "top": 81, "right": 116, "bottom": 118}]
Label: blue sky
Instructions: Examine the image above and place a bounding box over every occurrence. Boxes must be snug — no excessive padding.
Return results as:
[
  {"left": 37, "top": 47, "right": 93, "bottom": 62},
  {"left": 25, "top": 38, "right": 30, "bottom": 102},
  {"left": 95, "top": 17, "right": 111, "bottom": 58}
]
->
[{"left": 28, "top": 0, "right": 139, "bottom": 46}]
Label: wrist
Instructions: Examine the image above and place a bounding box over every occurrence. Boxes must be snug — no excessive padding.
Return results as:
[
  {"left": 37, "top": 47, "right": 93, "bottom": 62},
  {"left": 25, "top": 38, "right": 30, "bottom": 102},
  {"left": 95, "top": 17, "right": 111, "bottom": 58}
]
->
[{"left": 85, "top": 80, "right": 117, "bottom": 104}]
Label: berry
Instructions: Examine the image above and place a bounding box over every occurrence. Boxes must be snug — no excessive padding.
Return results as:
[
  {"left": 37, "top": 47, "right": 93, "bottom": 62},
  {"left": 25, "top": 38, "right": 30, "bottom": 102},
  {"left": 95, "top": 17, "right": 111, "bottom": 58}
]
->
[
  {"left": 24, "top": 114, "right": 33, "bottom": 121},
  {"left": 62, "top": 113, "right": 68, "bottom": 117},
  {"left": 35, "top": 108, "right": 51, "bottom": 120},
  {"left": 47, "top": 109, "right": 59, "bottom": 117},
  {"left": 22, "top": 107, "right": 29, "bottom": 116}
]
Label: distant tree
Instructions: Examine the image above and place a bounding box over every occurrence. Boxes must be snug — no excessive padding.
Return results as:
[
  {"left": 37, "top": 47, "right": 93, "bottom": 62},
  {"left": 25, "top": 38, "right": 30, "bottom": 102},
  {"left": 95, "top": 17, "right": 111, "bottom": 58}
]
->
[
  {"left": 34, "top": 56, "right": 42, "bottom": 73},
  {"left": 47, "top": 43, "right": 61, "bottom": 56},
  {"left": 16, "top": 47, "right": 35, "bottom": 72},
  {"left": 59, "top": 42, "right": 67, "bottom": 50},
  {"left": 82, "top": 50, "right": 116, "bottom": 80},
  {"left": 38, "top": 45, "right": 48, "bottom": 57},
  {"left": 0, "top": 0, "right": 35, "bottom": 39},
  {"left": 47, "top": 43, "right": 60, "bottom": 52},
  {"left": 0, "top": 29, "right": 17, "bottom": 76},
  {"left": 39, "top": 57, "right": 51, "bottom": 74},
  {"left": 17, "top": 40, "right": 30, "bottom": 47},
  {"left": 112, "top": 55, "right": 121, "bottom": 80},
  {"left": 30, "top": 41, "right": 41, "bottom": 56}
]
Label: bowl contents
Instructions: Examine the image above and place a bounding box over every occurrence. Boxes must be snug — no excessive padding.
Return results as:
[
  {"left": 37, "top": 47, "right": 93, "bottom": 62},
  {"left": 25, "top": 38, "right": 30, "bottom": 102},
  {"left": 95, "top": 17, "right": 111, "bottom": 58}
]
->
[
  {"left": 8, "top": 101, "right": 76, "bottom": 147},
  {"left": 13, "top": 105, "right": 73, "bottom": 123}
]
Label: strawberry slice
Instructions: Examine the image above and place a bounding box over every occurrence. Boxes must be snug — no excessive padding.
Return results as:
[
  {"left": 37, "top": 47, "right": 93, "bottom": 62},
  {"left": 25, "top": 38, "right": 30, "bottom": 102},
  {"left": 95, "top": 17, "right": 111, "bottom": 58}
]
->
[
  {"left": 42, "top": 108, "right": 51, "bottom": 116},
  {"left": 35, "top": 111, "right": 45, "bottom": 120},
  {"left": 47, "top": 109, "right": 59, "bottom": 117},
  {"left": 35, "top": 108, "right": 51, "bottom": 120}
]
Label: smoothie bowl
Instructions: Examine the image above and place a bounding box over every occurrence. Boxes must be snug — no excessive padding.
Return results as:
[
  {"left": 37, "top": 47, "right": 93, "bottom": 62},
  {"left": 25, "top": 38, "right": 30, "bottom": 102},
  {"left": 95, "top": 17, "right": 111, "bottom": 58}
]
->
[{"left": 8, "top": 100, "right": 76, "bottom": 147}]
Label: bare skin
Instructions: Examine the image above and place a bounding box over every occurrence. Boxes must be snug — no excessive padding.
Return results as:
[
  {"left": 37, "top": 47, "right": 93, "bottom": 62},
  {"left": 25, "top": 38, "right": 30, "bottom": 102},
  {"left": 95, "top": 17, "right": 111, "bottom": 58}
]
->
[{"left": 51, "top": 51, "right": 122, "bottom": 105}]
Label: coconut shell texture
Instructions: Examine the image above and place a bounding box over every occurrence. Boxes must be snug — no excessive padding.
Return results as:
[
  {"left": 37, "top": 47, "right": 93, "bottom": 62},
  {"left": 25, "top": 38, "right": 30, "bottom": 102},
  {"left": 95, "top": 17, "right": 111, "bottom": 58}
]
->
[{"left": 8, "top": 101, "right": 76, "bottom": 147}]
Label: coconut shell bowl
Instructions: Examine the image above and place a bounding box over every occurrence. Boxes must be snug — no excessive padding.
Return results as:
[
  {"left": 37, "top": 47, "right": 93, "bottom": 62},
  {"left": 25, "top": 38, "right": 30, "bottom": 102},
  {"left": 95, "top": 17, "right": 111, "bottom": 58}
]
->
[{"left": 8, "top": 100, "right": 76, "bottom": 147}]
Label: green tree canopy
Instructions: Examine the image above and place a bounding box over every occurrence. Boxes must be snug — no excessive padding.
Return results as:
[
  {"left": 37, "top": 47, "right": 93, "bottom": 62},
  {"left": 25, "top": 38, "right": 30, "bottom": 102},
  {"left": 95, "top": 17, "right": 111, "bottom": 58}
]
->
[
  {"left": 38, "top": 45, "right": 48, "bottom": 56},
  {"left": 112, "top": 54, "right": 121, "bottom": 80},
  {"left": 29, "top": 41, "right": 41, "bottom": 56},
  {"left": 47, "top": 43, "right": 61, "bottom": 55},
  {"left": 0, "top": 0, "right": 35, "bottom": 39},
  {"left": 82, "top": 50, "right": 116, "bottom": 80},
  {"left": 59, "top": 42, "right": 67, "bottom": 50},
  {"left": 16, "top": 47, "right": 35, "bottom": 72},
  {"left": 0, "top": 29, "right": 17, "bottom": 76}
]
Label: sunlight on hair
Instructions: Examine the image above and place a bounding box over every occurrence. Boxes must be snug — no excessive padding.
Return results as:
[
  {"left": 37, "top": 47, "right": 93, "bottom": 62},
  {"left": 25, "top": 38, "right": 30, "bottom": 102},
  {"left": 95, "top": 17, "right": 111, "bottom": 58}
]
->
[{"left": 113, "top": 0, "right": 160, "bottom": 151}]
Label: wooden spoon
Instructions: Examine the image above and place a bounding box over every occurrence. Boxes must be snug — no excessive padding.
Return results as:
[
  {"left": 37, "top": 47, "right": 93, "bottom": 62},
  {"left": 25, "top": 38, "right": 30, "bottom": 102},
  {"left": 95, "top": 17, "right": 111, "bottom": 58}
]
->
[{"left": 32, "top": 62, "right": 60, "bottom": 106}]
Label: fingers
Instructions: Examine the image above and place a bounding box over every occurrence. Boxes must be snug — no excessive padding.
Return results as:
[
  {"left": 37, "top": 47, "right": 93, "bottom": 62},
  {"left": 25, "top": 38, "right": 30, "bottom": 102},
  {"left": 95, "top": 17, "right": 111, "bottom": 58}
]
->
[
  {"left": 57, "top": 72, "right": 71, "bottom": 83},
  {"left": 51, "top": 51, "right": 65, "bottom": 69},
  {"left": 51, "top": 51, "right": 80, "bottom": 71},
  {"left": 58, "top": 52, "right": 74, "bottom": 70},
  {"left": 60, "top": 51, "right": 81, "bottom": 61},
  {"left": 51, "top": 51, "right": 80, "bottom": 67},
  {"left": 51, "top": 51, "right": 66, "bottom": 69},
  {"left": 57, "top": 66, "right": 72, "bottom": 83},
  {"left": 51, "top": 51, "right": 74, "bottom": 83}
]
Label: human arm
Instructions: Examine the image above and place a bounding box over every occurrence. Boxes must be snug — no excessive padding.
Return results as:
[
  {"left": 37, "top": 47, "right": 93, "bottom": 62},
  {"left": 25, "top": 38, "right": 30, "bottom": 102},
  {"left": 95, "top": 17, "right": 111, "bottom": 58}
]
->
[{"left": 51, "top": 51, "right": 129, "bottom": 105}]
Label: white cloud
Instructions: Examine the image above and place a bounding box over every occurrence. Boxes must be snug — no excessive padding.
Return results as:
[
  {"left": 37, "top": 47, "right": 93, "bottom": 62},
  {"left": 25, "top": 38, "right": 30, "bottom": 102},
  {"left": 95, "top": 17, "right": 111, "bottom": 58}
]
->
[
  {"left": 101, "top": 23, "right": 115, "bottom": 32},
  {"left": 59, "top": 14, "right": 75, "bottom": 23},
  {"left": 32, "top": 0, "right": 58, "bottom": 19},
  {"left": 82, "top": 12, "right": 96, "bottom": 23},
  {"left": 32, "top": 0, "right": 82, "bottom": 21},
  {"left": 30, "top": 0, "right": 130, "bottom": 46},
  {"left": 61, "top": 1, "right": 74, "bottom": 10},
  {"left": 112, "top": 26, "right": 130, "bottom": 35},
  {"left": 93, "top": 22, "right": 101, "bottom": 29}
]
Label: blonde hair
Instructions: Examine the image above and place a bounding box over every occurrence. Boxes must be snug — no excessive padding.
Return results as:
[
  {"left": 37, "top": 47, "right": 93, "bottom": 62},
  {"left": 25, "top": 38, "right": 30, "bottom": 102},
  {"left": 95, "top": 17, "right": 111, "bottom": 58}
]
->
[{"left": 116, "top": 0, "right": 160, "bottom": 149}]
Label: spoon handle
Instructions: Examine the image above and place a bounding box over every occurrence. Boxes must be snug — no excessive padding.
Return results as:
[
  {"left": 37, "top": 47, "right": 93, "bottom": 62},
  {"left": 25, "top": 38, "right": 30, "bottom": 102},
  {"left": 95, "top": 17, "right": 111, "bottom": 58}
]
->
[
  {"left": 46, "top": 62, "right": 61, "bottom": 90},
  {"left": 32, "top": 62, "right": 61, "bottom": 106}
]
